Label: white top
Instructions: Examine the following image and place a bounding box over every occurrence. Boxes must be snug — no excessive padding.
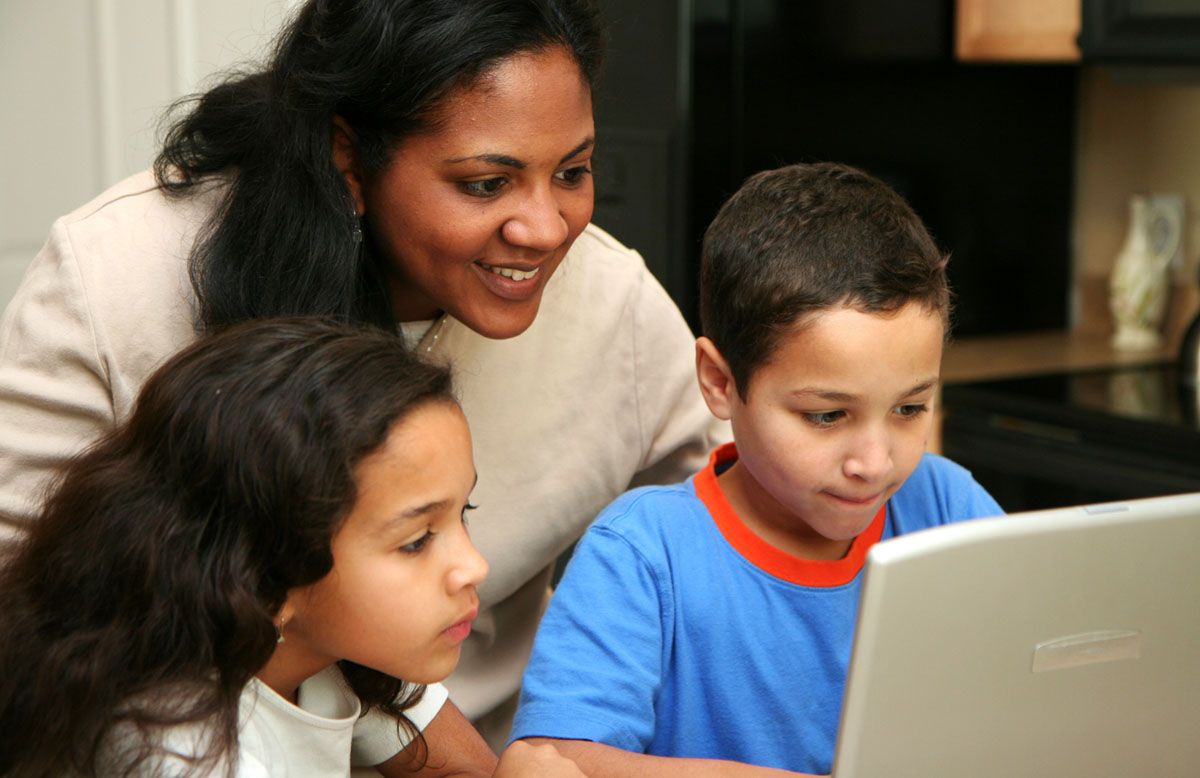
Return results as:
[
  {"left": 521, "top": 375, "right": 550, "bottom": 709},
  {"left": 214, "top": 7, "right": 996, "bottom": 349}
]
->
[{"left": 146, "top": 667, "right": 447, "bottom": 776}]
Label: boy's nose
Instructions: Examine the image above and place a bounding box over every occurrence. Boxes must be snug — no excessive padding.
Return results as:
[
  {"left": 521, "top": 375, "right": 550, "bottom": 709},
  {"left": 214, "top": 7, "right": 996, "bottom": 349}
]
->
[
  {"left": 501, "top": 187, "right": 569, "bottom": 251},
  {"left": 844, "top": 430, "right": 893, "bottom": 483}
]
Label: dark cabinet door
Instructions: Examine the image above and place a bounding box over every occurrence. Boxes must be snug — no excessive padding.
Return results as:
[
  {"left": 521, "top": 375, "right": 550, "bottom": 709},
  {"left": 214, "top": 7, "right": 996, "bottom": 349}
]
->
[{"left": 1080, "top": 0, "right": 1200, "bottom": 62}]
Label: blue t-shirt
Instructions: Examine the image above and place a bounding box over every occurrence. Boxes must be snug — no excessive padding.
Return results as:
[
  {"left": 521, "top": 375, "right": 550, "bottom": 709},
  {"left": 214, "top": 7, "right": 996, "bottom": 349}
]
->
[{"left": 512, "top": 443, "right": 1003, "bottom": 775}]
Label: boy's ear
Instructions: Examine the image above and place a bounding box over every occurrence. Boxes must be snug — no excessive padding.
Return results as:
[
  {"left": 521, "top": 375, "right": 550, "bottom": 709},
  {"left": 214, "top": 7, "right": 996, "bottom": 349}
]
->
[
  {"left": 695, "top": 337, "right": 738, "bottom": 421},
  {"left": 331, "top": 115, "right": 367, "bottom": 216}
]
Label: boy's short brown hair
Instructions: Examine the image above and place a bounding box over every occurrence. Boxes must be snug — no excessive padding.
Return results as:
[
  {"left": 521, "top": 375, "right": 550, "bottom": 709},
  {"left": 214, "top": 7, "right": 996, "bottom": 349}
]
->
[{"left": 699, "top": 162, "right": 950, "bottom": 399}]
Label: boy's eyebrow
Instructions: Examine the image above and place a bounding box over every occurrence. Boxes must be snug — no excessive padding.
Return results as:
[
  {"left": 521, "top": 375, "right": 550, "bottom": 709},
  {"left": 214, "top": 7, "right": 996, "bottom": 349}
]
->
[
  {"left": 444, "top": 137, "right": 594, "bottom": 169},
  {"left": 793, "top": 388, "right": 858, "bottom": 402},
  {"left": 902, "top": 378, "right": 940, "bottom": 397},
  {"left": 791, "top": 378, "right": 939, "bottom": 403}
]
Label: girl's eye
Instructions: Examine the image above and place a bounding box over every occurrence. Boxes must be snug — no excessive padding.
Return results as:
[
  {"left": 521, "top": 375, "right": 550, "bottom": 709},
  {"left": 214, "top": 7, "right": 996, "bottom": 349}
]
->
[
  {"left": 555, "top": 165, "right": 592, "bottom": 187},
  {"left": 461, "top": 178, "right": 507, "bottom": 198},
  {"left": 802, "top": 410, "right": 845, "bottom": 427},
  {"left": 896, "top": 403, "right": 929, "bottom": 419},
  {"left": 400, "top": 530, "right": 435, "bottom": 554},
  {"left": 461, "top": 503, "right": 478, "bottom": 526}
]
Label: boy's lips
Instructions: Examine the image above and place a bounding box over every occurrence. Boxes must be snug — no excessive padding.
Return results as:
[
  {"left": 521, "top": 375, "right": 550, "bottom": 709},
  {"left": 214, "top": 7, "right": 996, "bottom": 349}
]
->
[{"left": 828, "top": 490, "right": 883, "bottom": 506}]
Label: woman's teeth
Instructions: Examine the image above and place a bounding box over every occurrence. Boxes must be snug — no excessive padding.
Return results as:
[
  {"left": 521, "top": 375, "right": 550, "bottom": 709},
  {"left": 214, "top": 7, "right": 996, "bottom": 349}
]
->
[{"left": 480, "top": 262, "right": 540, "bottom": 282}]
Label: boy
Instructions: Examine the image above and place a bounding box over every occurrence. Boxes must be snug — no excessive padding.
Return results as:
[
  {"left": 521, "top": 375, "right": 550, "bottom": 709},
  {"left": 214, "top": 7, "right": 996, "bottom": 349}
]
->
[{"left": 508, "top": 163, "right": 1003, "bottom": 776}]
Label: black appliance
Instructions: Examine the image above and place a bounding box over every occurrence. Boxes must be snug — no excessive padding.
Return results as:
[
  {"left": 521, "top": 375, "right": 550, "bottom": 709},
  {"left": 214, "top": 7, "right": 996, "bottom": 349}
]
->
[
  {"left": 592, "top": 0, "right": 1078, "bottom": 337},
  {"left": 1080, "top": 0, "right": 1200, "bottom": 63},
  {"left": 942, "top": 362, "right": 1200, "bottom": 512}
]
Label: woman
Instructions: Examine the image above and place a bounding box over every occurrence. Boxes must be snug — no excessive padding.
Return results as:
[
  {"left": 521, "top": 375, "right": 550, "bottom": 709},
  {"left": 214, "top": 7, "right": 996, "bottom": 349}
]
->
[{"left": 0, "top": 0, "right": 725, "bottom": 753}]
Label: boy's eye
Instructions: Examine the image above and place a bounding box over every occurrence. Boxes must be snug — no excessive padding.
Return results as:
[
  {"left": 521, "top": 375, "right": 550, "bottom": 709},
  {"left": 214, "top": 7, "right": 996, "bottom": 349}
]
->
[
  {"left": 555, "top": 165, "right": 592, "bottom": 187},
  {"left": 802, "top": 410, "right": 845, "bottom": 427},
  {"left": 461, "top": 178, "right": 507, "bottom": 197},
  {"left": 400, "top": 530, "right": 435, "bottom": 554},
  {"left": 896, "top": 403, "right": 929, "bottom": 419}
]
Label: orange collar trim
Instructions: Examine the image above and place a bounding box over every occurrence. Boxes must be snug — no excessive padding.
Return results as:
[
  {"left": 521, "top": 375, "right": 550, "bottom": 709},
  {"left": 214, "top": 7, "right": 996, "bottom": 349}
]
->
[{"left": 693, "top": 442, "right": 886, "bottom": 587}]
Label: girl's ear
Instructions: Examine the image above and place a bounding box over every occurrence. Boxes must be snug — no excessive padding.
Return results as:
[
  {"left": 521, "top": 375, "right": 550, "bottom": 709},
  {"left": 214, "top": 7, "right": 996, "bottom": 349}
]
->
[
  {"left": 331, "top": 115, "right": 367, "bottom": 216},
  {"left": 274, "top": 597, "right": 299, "bottom": 638},
  {"left": 695, "top": 337, "right": 737, "bottom": 421}
]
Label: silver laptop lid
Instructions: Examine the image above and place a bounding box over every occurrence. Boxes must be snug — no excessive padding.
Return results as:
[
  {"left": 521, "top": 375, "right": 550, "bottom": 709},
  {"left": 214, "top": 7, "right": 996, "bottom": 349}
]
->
[{"left": 832, "top": 493, "right": 1200, "bottom": 778}]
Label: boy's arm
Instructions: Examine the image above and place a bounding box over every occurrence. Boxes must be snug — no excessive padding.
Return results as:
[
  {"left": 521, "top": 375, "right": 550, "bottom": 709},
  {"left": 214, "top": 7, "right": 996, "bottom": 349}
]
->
[
  {"left": 522, "top": 737, "right": 825, "bottom": 778},
  {"left": 512, "top": 521, "right": 668, "bottom": 751}
]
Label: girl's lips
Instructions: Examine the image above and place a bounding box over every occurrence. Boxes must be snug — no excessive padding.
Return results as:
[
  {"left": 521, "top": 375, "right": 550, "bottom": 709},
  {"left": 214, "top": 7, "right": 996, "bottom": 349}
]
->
[{"left": 444, "top": 608, "right": 478, "bottom": 642}]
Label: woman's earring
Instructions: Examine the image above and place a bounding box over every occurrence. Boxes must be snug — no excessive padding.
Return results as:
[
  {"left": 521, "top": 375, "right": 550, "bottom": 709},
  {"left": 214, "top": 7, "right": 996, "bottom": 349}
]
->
[
  {"left": 276, "top": 617, "right": 288, "bottom": 645},
  {"left": 351, "top": 207, "right": 363, "bottom": 244}
]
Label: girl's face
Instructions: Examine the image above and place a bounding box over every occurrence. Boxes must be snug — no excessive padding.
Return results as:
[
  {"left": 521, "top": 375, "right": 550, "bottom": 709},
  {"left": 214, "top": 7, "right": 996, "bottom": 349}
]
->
[
  {"left": 279, "top": 401, "right": 487, "bottom": 686},
  {"left": 348, "top": 46, "right": 595, "bottom": 340}
]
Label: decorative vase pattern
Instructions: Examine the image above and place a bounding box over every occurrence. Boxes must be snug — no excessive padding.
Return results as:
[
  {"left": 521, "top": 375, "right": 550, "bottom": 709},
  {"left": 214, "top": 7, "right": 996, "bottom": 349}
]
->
[{"left": 1109, "top": 193, "right": 1182, "bottom": 351}]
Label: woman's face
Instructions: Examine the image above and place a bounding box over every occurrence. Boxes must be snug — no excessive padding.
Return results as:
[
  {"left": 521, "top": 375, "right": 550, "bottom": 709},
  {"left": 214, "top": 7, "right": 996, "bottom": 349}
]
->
[{"left": 355, "top": 46, "right": 595, "bottom": 339}]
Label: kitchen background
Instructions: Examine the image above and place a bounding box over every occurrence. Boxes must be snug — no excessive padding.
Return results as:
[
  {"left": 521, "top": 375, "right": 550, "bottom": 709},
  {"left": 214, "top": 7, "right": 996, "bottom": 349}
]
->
[{"left": 3, "top": 0, "right": 1199, "bottom": 507}]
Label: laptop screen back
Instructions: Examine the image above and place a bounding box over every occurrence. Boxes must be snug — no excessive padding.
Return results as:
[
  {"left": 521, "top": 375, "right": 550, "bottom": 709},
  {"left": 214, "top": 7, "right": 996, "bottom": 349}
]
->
[{"left": 832, "top": 493, "right": 1200, "bottom": 778}]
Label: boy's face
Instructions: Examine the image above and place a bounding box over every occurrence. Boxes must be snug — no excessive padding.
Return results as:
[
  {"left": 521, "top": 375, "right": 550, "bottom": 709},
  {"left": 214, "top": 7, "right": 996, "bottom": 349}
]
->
[{"left": 699, "top": 302, "right": 944, "bottom": 561}]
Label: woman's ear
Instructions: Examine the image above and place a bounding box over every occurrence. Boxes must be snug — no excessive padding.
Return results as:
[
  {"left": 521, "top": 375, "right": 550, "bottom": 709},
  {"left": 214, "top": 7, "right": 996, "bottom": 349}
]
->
[
  {"left": 331, "top": 115, "right": 367, "bottom": 216},
  {"left": 695, "top": 337, "right": 738, "bottom": 421}
]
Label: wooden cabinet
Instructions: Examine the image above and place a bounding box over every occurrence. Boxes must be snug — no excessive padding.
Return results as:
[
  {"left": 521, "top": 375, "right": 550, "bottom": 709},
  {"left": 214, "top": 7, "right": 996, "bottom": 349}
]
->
[{"left": 956, "top": 0, "right": 1081, "bottom": 62}]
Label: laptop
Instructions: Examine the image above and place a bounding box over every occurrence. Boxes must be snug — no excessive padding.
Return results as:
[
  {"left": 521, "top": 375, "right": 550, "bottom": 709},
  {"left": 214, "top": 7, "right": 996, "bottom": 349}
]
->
[{"left": 831, "top": 492, "right": 1200, "bottom": 778}]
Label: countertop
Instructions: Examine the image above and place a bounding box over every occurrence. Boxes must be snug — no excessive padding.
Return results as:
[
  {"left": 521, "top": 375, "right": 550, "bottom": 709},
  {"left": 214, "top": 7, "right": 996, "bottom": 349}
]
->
[
  {"left": 931, "top": 328, "right": 1180, "bottom": 454},
  {"left": 941, "top": 329, "right": 1177, "bottom": 385}
]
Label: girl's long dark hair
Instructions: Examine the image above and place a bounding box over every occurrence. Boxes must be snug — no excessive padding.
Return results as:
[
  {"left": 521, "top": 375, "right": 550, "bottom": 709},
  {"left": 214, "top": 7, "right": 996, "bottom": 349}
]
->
[
  {"left": 154, "top": 0, "right": 605, "bottom": 333},
  {"left": 0, "top": 317, "right": 455, "bottom": 777}
]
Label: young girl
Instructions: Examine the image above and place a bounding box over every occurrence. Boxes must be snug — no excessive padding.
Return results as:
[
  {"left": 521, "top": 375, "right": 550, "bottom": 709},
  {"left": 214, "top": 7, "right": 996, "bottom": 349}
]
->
[{"left": 0, "top": 317, "right": 584, "bottom": 778}]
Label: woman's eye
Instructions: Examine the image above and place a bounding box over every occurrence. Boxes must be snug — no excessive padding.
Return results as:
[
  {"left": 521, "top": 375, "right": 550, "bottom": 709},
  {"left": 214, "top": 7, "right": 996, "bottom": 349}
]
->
[
  {"left": 400, "top": 530, "right": 435, "bottom": 554},
  {"left": 555, "top": 165, "right": 592, "bottom": 187},
  {"left": 896, "top": 403, "right": 929, "bottom": 419},
  {"left": 461, "top": 503, "right": 478, "bottom": 526},
  {"left": 461, "top": 178, "right": 507, "bottom": 197},
  {"left": 802, "top": 410, "right": 844, "bottom": 427}
]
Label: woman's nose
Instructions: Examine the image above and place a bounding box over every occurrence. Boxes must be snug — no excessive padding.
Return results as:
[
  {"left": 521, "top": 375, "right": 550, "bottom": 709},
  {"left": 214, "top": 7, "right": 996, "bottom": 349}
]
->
[{"left": 501, "top": 187, "right": 569, "bottom": 251}]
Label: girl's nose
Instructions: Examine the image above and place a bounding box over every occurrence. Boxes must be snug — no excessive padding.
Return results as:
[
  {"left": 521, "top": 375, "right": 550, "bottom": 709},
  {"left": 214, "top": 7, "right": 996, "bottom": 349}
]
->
[
  {"left": 501, "top": 187, "right": 569, "bottom": 251},
  {"left": 446, "top": 530, "right": 489, "bottom": 594}
]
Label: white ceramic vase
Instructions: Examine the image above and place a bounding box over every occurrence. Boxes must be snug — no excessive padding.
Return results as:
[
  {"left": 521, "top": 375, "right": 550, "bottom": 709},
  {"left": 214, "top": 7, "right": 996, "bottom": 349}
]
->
[{"left": 1109, "top": 193, "right": 1181, "bottom": 351}]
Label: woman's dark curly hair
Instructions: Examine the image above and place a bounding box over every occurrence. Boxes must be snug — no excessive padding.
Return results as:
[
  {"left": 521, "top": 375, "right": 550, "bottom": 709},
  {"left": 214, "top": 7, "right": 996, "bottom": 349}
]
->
[
  {"left": 154, "top": 0, "right": 606, "bottom": 333},
  {"left": 0, "top": 317, "right": 455, "bottom": 777}
]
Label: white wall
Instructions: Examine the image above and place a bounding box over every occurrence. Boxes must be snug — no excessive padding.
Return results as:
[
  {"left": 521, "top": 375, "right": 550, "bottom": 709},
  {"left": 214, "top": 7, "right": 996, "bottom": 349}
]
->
[{"left": 0, "top": 0, "right": 301, "bottom": 310}]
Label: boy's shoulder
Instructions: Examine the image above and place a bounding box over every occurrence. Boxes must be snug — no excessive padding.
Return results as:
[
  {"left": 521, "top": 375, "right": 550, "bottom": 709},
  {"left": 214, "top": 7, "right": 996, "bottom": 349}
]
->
[
  {"left": 578, "top": 477, "right": 726, "bottom": 566},
  {"left": 891, "top": 453, "right": 1003, "bottom": 528},
  {"left": 591, "top": 478, "right": 709, "bottom": 536}
]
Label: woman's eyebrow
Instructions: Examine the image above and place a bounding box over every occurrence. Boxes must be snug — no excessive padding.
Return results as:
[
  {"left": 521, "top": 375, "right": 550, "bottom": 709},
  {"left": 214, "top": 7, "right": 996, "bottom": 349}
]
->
[
  {"left": 444, "top": 137, "right": 594, "bottom": 169},
  {"left": 446, "top": 153, "right": 525, "bottom": 168},
  {"left": 559, "top": 137, "right": 593, "bottom": 163}
]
